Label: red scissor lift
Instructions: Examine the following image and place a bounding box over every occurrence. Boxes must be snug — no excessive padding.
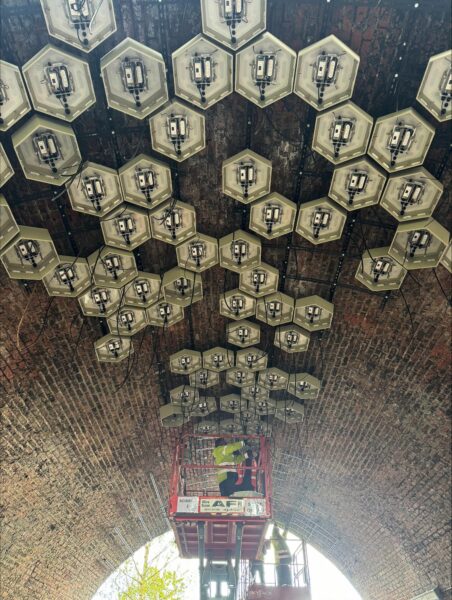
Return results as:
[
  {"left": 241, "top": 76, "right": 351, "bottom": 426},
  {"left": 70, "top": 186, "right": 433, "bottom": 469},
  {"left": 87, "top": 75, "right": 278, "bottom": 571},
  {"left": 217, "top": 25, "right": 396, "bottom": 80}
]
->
[{"left": 169, "top": 434, "right": 272, "bottom": 599}]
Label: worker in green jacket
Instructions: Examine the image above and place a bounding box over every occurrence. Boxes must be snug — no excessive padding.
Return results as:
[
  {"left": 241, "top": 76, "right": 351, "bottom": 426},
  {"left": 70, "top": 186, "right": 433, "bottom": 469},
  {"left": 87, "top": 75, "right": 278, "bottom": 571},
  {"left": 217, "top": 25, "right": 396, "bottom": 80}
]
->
[
  {"left": 272, "top": 527, "right": 292, "bottom": 587},
  {"left": 213, "top": 438, "right": 250, "bottom": 497}
]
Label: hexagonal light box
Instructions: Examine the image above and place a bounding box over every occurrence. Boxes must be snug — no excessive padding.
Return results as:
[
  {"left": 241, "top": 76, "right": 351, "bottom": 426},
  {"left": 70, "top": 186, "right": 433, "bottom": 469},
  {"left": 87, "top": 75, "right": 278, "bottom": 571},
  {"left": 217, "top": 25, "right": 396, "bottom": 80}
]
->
[
  {"left": 0, "top": 60, "right": 31, "bottom": 131},
  {"left": 67, "top": 162, "right": 122, "bottom": 217},
  {"left": 160, "top": 404, "right": 186, "bottom": 428},
  {"left": 256, "top": 292, "right": 294, "bottom": 326},
  {"left": 379, "top": 168, "right": 443, "bottom": 222},
  {"left": 246, "top": 397, "right": 276, "bottom": 418},
  {"left": 147, "top": 301, "right": 184, "bottom": 327},
  {"left": 88, "top": 246, "right": 137, "bottom": 289},
  {"left": 189, "top": 369, "right": 220, "bottom": 389},
  {"left": 226, "top": 319, "right": 260, "bottom": 348},
  {"left": 236, "top": 347, "right": 268, "bottom": 372},
  {"left": 220, "top": 289, "right": 256, "bottom": 321},
  {"left": 42, "top": 256, "right": 90, "bottom": 298},
  {"left": 249, "top": 193, "right": 297, "bottom": 239},
  {"left": 294, "top": 295, "right": 334, "bottom": 332},
  {"left": 241, "top": 384, "right": 269, "bottom": 403},
  {"left": 150, "top": 200, "right": 196, "bottom": 245},
  {"left": 355, "top": 246, "right": 408, "bottom": 292},
  {"left": 200, "top": 0, "right": 266, "bottom": 51},
  {"left": 312, "top": 101, "right": 373, "bottom": 165},
  {"left": 367, "top": 108, "right": 435, "bottom": 173},
  {"left": 222, "top": 150, "right": 272, "bottom": 204},
  {"left": 239, "top": 263, "right": 279, "bottom": 298},
  {"left": 188, "top": 396, "right": 217, "bottom": 418},
  {"left": 12, "top": 115, "right": 81, "bottom": 186},
  {"left": 118, "top": 154, "right": 172, "bottom": 210},
  {"left": 388, "top": 219, "right": 450, "bottom": 270},
  {"left": 0, "top": 195, "right": 19, "bottom": 252},
  {"left": 0, "top": 144, "right": 14, "bottom": 187},
  {"left": 169, "top": 385, "right": 199, "bottom": 408},
  {"left": 149, "top": 100, "right": 205, "bottom": 162},
  {"left": 329, "top": 158, "right": 387, "bottom": 211},
  {"left": 417, "top": 50, "right": 452, "bottom": 122},
  {"left": 107, "top": 306, "right": 147, "bottom": 337},
  {"left": 258, "top": 367, "right": 289, "bottom": 391},
  {"left": 219, "top": 418, "right": 244, "bottom": 434},
  {"left": 78, "top": 285, "right": 121, "bottom": 318},
  {"left": 0, "top": 226, "right": 59, "bottom": 280},
  {"left": 235, "top": 32, "right": 296, "bottom": 108},
  {"left": 275, "top": 400, "right": 304, "bottom": 424},
  {"left": 124, "top": 272, "right": 162, "bottom": 308},
  {"left": 176, "top": 233, "right": 219, "bottom": 273},
  {"left": 274, "top": 324, "right": 310, "bottom": 353},
  {"left": 101, "top": 38, "right": 167, "bottom": 119},
  {"left": 169, "top": 349, "right": 202, "bottom": 375},
  {"left": 219, "top": 229, "right": 261, "bottom": 273},
  {"left": 195, "top": 419, "right": 219, "bottom": 435},
  {"left": 40, "top": 0, "right": 116, "bottom": 53},
  {"left": 225, "top": 367, "right": 256, "bottom": 388},
  {"left": 440, "top": 241, "right": 452, "bottom": 273},
  {"left": 22, "top": 44, "right": 95, "bottom": 122},
  {"left": 172, "top": 34, "right": 233, "bottom": 110},
  {"left": 294, "top": 35, "right": 360, "bottom": 111},
  {"left": 220, "top": 394, "right": 244, "bottom": 414},
  {"left": 162, "top": 267, "right": 203, "bottom": 307},
  {"left": 101, "top": 205, "right": 152, "bottom": 251},
  {"left": 201, "top": 347, "right": 233, "bottom": 373},
  {"left": 288, "top": 373, "right": 321, "bottom": 401},
  {"left": 94, "top": 334, "right": 132, "bottom": 364},
  {"left": 295, "top": 197, "right": 346, "bottom": 245}
]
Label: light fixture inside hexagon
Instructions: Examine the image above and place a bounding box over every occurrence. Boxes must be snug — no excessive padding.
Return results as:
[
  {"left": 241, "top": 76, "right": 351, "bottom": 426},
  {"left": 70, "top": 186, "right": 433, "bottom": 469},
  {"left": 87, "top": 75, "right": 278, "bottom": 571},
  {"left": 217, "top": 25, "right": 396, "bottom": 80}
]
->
[
  {"left": 40, "top": 0, "right": 116, "bottom": 53},
  {"left": 176, "top": 232, "right": 219, "bottom": 273},
  {"left": 203, "top": 346, "right": 235, "bottom": 372},
  {"left": 236, "top": 347, "right": 268, "bottom": 372},
  {"left": 101, "top": 38, "right": 168, "bottom": 119},
  {"left": 88, "top": 246, "right": 137, "bottom": 289},
  {"left": 150, "top": 199, "right": 196, "bottom": 245},
  {"left": 222, "top": 149, "right": 272, "bottom": 204},
  {"left": 275, "top": 400, "right": 304, "bottom": 424},
  {"left": 417, "top": 50, "right": 452, "bottom": 122},
  {"left": 189, "top": 369, "right": 220, "bottom": 389},
  {"left": 78, "top": 285, "right": 121, "bottom": 318},
  {"left": 355, "top": 246, "right": 407, "bottom": 291},
  {"left": 219, "top": 418, "right": 244, "bottom": 434},
  {"left": 225, "top": 366, "right": 256, "bottom": 388},
  {"left": 0, "top": 195, "right": 19, "bottom": 252},
  {"left": 12, "top": 115, "right": 81, "bottom": 186},
  {"left": 226, "top": 319, "right": 260, "bottom": 348},
  {"left": 367, "top": 108, "right": 435, "bottom": 173},
  {"left": 274, "top": 324, "right": 310, "bottom": 353},
  {"left": 258, "top": 367, "right": 289, "bottom": 391},
  {"left": 188, "top": 396, "right": 217, "bottom": 418},
  {"left": 246, "top": 397, "right": 276, "bottom": 417},
  {"left": 0, "top": 226, "right": 59, "bottom": 280},
  {"left": 249, "top": 193, "right": 297, "bottom": 239},
  {"left": 0, "top": 60, "right": 31, "bottom": 131},
  {"left": 101, "top": 204, "right": 152, "bottom": 251},
  {"left": 22, "top": 44, "right": 95, "bottom": 122},
  {"left": 388, "top": 218, "right": 450, "bottom": 270},
  {"left": 295, "top": 197, "right": 346, "bottom": 245},
  {"left": 0, "top": 144, "right": 14, "bottom": 187},
  {"left": 200, "top": 0, "right": 266, "bottom": 51},
  {"left": 160, "top": 404, "right": 186, "bottom": 428},
  {"left": 42, "top": 255, "right": 90, "bottom": 298},
  {"left": 329, "top": 158, "right": 387, "bottom": 211},
  {"left": 379, "top": 167, "right": 443, "bottom": 222},
  {"left": 172, "top": 34, "right": 233, "bottom": 110},
  {"left": 241, "top": 385, "right": 269, "bottom": 403},
  {"left": 256, "top": 292, "right": 294, "bottom": 326},
  {"left": 312, "top": 101, "right": 373, "bottom": 164},
  {"left": 220, "top": 394, "right": 244, "bottom": 414},
  {"left": 124, "top": 272, "right": 162, "bottom": 308},
  {"left": 288, "top": 373, "right": 321, "bottom": 400},
  {"left": 235, "top": 32, "right": 296, "bottom": 108},
  {"left": 219, "top": 229, "right": 261, "bottom": 273},
  {"left": 294, "top": 34, "right": 360, "bottom": 111},
  {"left": 149, "top": 100, "right": 205, "bottom": 162},
  {"left": 239, "top": 262, "right": 279, "bottom": 298},
  {"left": 162, "top": 267, "right": 203, "bottom": 307},
  {"left": 67, "top": 162, "right": 122, "bottom": 217},
  {"left": 118, "top": 153, "right": 172, "bottom": 210},
  {"left": 195, "top": 419, "right": 219, "bottom": 434},
  {"left": 294, "top": 295, "right": 334, "bottom": 332},
  {"left": 147, "top": 300, "right": 184, "bottom": 327},
  {"left": 94, "top": 334, "right": 132, "bottom": 363},
  {"left": 107, "top": 306, "right": 147, "bottom": 337},
  {"left": 169, "top": 385, "right": 199, "bottom": 408},
  {"left": 169, "top": 349, "right": 202, "bottom": 375},
  {"left": 220, "top": 288, "right": 256, "bottom": 320}
]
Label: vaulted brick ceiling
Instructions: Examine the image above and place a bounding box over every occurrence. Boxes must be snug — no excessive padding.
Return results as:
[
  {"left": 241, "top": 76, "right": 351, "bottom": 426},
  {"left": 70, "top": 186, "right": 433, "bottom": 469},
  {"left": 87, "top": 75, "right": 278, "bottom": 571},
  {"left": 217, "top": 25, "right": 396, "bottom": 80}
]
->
[{"left": 1, "top": 1, "right": 451, "bottom": 599}]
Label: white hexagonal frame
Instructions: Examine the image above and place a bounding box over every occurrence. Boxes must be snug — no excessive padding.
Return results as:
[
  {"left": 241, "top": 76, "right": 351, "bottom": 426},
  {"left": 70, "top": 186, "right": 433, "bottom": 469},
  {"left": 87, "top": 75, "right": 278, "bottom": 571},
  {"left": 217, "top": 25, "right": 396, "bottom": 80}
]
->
[
  {"left": 0, "top": 60, "right": 31, "bottom": 131},
  {"left": 249, "top": 193, "right": 297, "bottom": 239},
  {"left": 101, "top": 204, "right": 152, "bottom": 251},
  {"left": 239, "top": 262, "right": 279, "bottom": 298},
  {"left": 220, "top": 288, "right": 256, "bottom": 321},
  {"left": 329, "top": 158, "right": 387, "bottom": 211},
  {"left": 0, "top": 144, "right": 14, "bottom": 187},
  {"left": 42, "top": 255, "right": 91, "bottom": 298},
  {"left": 118, "top": 153, "right": 172, "bottom": 210},
  {"left": 222, "top": 149, "right": 272, "bottom": 204},
  {"left": 226, "top": 319, "right": 261, "bottom": 348},
  {"left": 149, "top": 199, "right": 196, "bottom": 245},
  {"left": 219, "top": 229, "right": 261, "bottom": 273},
  {"left": 417, "top": 50, "right": 452, "bottom": 122},
  {"left": 295, "top": 197, "right": 347, "bottom": 245},
  {"left": 388, "top": 218, "right": 450, "bottom": 270},
  {"left": 0, "top": 225, "right": 59, "bottom": 281},
  {"left": 355, "top": 246, "right": 408, "bottom": 292},
  {"left": 67, "top": 162, "right": 122, "bottom": 217},
  {"left": 176, "top": 232, "right": 219, "bottom": 273}
]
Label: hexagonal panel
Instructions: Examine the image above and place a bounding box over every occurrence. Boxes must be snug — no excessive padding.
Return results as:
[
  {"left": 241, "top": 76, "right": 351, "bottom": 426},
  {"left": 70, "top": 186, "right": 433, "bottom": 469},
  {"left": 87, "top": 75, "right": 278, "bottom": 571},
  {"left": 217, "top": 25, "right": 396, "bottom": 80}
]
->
[
  {"left": 88, "top": 246, "right": 137, "bottom": 289},
  {"left": 169, "top": 385, "right": 199, "bottom": 408},
  {"left": 220, "top": 289, "right": 256, "bottom": 321},
  {"left": 149, "top": 100, "right": 205, "bottom": 162},
  {"left": 288, "top": 373, "right": 321, "bottom": 400},
  {"left": 220, "top": 394, "right": 244, "bottom": 414},
  {"left": 222, "top": 149, "right": 272, "bottom": 204},
  {"left": 118, "top": 154, "right": 172, "bottom": 210},
  {"left": 388, "top": 218, "right": 450, "bottom": 270},
  {"left": 417, "top": 50, "right": 452, "bottom": 122},
  {"left": 169, "top": 349, "right": 203, "bottom": 375},
  {"left": 188, "top": 396, "right": 217, "bottom": 418},
  {"left": 440, "top": 241, "right": 451, "bottom": 273},
  {"left": 246, "top": 397, "right": 276, "bottom": 417},
  {"left": 22, "top": 44, "right": 95, "bottom": 122},
  {"left": 225, "top": 367, "right": 256, "bottom": 388},
  {"left": 247, "top": 420, "right": 272, "bottom": 436},
  {"left": 294, "top": 295, "right": 334, "bottom": 332},
  {"left": 203, "top": 347, "right": 235, "bottom": 372},
  {"left": 256, "top": 292, "right": 294, "bottom": 326},
  {"left": 42, "top": 255, "right": 90, "bottom": 298},
  {"left": 295, "top": 197, "right": 346, "bottom": 245},
  {"left": 189, "top": 369, "right": 220, "bottom": 389},
  {"left": 0, "top": 144, "right": 14, "bottom": 187},
  {"left": 101, "top": 204, "right": 152, "bottom": 251},
  {"left": 275, "top": 400, "right": 304, "bottom": 424},
  {"left": 258, "top": 367, "right": 289, "bottom": 391},
  {"left": 107, "top": 306, "right": 147, "bottom": 337},
  {"left": 40, "top": 0, "right": 116, "bottom": 53},
  {"left": 162, "top": 267, "right": 203, "bottom": 307},
  {"left": 241, "top": 384, "right": 269, "bottom": 403},
  {"left": 160, "top": 404, "right": 186, "bottom": 427},
  {"left": 235, "top": 32, "right": 296, "bottom": 108},
  {"left": 312, "top": 101, "right": 373, "bottom": 165},
  {"left": 78, "top": 285, "right": 121, "bottom": 317},
  {"left": 233, "top": 408, "right": 260, "bottom": 428},
  {"left": 219, "top": 418, "right": 244, "bottom": 434},
  {"left": 146, "top": 300, "right": 184, "bottom": 327},
  {"left": 294, "top": 35, "right": 360, "bottom": 111},
  {"left": 249, "top": 193, "right": 296, "bottom": 239},
  {"left": 236, "top": 347, "right": 267, "bottom": 372},
  {"left": 379, "top": 167, "right": 443, "bottom": 222},
  {"left": 329, "top": 158, "right": 387, "bottom": 211},
  {"left": 176, "top": 233, "right": 219, "bottom": 273},
  {"left": 367, "top": 108, "right": 435, "bottom": 173},
  {"left": 150, "top": 200, "right": 196, "bottom": 245},
  {"left": 0, "top": 60, "right": 31, "bottom": 131},
  {"left": 67, "top": 162, "right": 122, "bottom": 217},
  {"left": 200, "top": 0, "right": 266, "bottom": 51},
  {"left": 0, "top": 226, "right": 59, "bottom": 280},
  {"left": 239, "top": 263, "right": 279, "bottom": 298},
  {"left": 274, "top": 324, "right": 310, "bottom": 353},
  {"left": 172, "top": 34, "right": 233, "bottom": 110},
  {"left": 0, "top": 195, "right": 19, "bottom": 252},
  {"left": 226, "top": 319, "right": 260, "bottom": 348},
  {"left": 94, "top": 334, "right": 132, "bottom": 363},
  {"left": 195, "top": 419, "right": 219, "bottom": 434},
  {"left": 219, "top": 229, "right": 261, "bottom": 273},
  {"left": 101, "top": 38, "right": 168, "bottom": 119},
  {"left": 12, "top": 115, "right": 81, "bottom": 186},
  {"left": 355, "top": 246, "right": 408, "bottom": 291},
  {"left": 124, "top": 272, "right": 162, "bottom": 308}
]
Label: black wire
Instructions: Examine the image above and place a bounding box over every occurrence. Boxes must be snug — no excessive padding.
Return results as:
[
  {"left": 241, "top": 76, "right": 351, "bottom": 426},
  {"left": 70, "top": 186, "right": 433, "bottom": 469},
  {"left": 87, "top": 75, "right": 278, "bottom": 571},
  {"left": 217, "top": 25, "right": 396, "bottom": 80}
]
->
[
  {"left": 433, "top": 268, "right": 451, "bottom": 305},
  {"left": 398, "top": 287, "right": 415, "bottom": 330}
]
